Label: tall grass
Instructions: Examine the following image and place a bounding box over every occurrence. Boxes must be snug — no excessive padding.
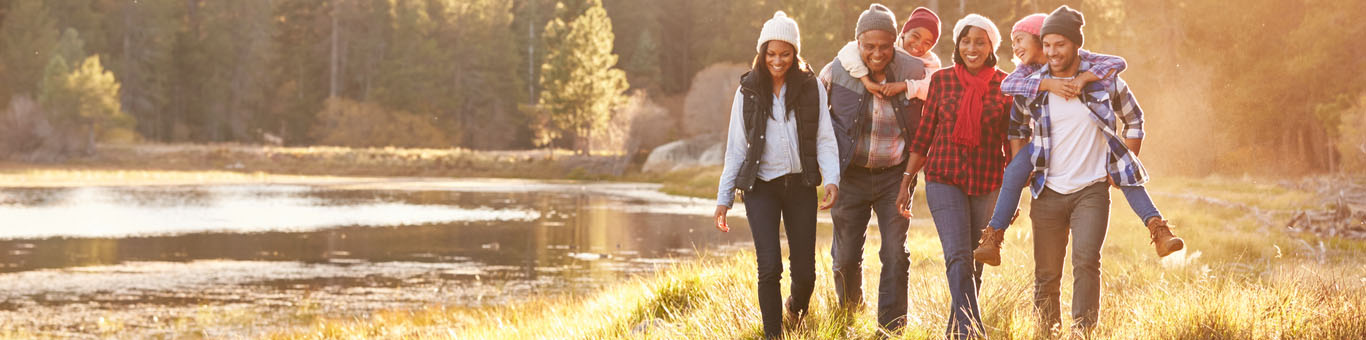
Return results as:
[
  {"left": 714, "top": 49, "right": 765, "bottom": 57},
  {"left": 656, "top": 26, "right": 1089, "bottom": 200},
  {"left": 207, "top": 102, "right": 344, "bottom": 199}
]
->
[{"left": 263, "top": 177, "right": 1366, "bottom": 339}]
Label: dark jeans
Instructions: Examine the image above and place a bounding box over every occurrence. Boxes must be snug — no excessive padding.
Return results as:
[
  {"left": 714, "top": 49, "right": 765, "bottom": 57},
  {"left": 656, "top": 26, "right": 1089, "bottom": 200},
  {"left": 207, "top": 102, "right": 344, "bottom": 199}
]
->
[
  {"left": 1029, "top": 182, "right": 1111, "bottom": 331},
  {"left": 830, "top": 164, "right": 910, "bottom": 330},
  {"left": 988, "top": 148, "right": 1162, "bottom": 230},
  {"left": 745, "top": 175, "right": 818, "bottom": 339},
  {"left": 925, "top": 181, "right": 999, "bottom": 338}
]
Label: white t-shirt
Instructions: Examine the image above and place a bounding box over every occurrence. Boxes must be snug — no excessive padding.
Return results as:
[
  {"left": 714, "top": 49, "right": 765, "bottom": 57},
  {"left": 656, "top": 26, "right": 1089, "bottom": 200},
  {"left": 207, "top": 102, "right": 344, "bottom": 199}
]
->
[{"left": 1044, "top": 91, "right": 1110, "bottom": 194}]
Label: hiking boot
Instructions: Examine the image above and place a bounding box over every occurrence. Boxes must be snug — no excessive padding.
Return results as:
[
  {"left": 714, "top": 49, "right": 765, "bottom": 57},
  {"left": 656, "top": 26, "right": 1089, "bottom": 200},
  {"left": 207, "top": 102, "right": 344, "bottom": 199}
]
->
[
  {"left": 1146, "top": 218, "right": 1185, "bottom": 257},
  {"left": 974, "top": 226, "right": 1005, "bottom": 266}
]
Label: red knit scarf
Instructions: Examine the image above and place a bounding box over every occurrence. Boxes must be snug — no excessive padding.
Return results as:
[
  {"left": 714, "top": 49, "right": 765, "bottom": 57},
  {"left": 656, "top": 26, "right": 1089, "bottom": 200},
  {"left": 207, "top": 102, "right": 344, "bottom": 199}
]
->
[{"left": 951, "top": 64, "right": 996, "bottom": 147}]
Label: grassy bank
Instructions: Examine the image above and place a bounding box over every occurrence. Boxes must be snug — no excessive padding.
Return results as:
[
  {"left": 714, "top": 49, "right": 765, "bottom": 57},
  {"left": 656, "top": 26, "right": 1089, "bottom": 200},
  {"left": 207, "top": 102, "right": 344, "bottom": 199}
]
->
[
  {"left": 27, "top": 143, "right": 636, "bottom": 180},
  {"left": 626, "top": 166, "right": 724, "bottom": 199},
  {"left": 259, "top": 176, "right": 1366, "bottom": 339}
]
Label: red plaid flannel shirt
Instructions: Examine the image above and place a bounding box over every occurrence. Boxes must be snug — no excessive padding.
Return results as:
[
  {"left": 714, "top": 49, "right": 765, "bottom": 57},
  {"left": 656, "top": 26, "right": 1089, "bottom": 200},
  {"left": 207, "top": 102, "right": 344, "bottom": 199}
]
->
[{"left": 908, "top": 67, "right": 1012, "bottom": 196}]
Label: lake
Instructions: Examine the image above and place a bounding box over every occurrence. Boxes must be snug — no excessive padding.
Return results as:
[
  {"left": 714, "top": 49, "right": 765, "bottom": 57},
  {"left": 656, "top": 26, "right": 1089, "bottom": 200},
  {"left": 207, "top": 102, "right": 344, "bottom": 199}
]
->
[{"left": 0, "top": 179, "right": 754, "bottom": 338}]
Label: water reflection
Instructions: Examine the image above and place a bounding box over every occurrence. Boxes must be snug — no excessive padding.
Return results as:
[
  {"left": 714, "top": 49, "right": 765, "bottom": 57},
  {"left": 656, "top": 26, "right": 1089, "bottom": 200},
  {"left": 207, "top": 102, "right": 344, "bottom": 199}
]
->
[
  {"left": 0, "top": 181, "right": 751, "bottom": 336},
  {"left": 0, "top": 185, "right": 542, "bottom": 239}
]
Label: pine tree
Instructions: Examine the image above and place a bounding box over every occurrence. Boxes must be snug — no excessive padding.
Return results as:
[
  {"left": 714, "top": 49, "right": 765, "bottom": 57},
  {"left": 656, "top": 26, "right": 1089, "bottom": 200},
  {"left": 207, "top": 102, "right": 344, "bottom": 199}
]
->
[
  {"left": 37, "top": 55, "right": 73, "bottom": 123},
  {"left": 51, "top": 29, "right": 87, "bottom": 66},
  {"left": 112, "top": 0, "right": 177, "bottom": 141},
  {"left": 264, "top": 0, "right": 331, "bottom": 144},
  {"left": 39, "top": 55, "right": 133, "bottom": 147},
  {"left": 445, "top": 0, "right": 522, "bottom": 148},
  {"left": 0, "top": 0, "right": 59, "bottom": 103},
  {"left": 536, "top": 0, "right": 629, "bottom": 154}
]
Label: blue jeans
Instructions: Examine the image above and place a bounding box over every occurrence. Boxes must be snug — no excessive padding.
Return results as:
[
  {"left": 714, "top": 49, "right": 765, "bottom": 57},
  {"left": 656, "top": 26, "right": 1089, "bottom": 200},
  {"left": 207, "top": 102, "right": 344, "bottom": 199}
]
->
[
  {"left": 987, "top": 147, "right": 1162, "bottom": 230},
  {"left": 745, "top": 175, "right": 818, "bottom": 339},
  {"left": 831, "top": 165, "right": 911, "bottom": 331},
  {"left": 926, "top": 181, "right": 999, "bottom": 338},
  {"left": 1029, "top": 183, "right": 1111, "bottom": 329}
]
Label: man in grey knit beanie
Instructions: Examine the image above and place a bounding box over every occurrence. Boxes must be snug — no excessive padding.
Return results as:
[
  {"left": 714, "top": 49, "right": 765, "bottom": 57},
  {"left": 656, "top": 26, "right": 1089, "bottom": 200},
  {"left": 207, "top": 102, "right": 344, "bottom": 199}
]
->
[
  {"left": 855, "top": 4, "right": 898, "bottom": 38},
  {"left": 820, "top": 2, "right": 928, "bottom": 334}
]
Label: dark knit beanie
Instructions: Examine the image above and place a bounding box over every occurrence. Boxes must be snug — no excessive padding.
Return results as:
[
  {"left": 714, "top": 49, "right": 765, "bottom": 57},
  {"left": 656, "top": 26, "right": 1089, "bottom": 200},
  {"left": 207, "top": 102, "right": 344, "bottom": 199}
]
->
[
  {"left": 1040, "top": 5, "right": 1084, "bottom": 46},
  {"left": 855, "top": 4, "right": 898, "bottom": 38}
]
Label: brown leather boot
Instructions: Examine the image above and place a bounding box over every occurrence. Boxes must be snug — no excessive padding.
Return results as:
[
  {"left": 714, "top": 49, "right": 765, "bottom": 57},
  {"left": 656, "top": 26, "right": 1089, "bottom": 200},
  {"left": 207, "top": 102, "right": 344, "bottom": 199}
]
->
[
  {"left": 974, "top": 226, "right": 1005, "bottom": 266},
  {"left": 1146, "top": 218, "right": 1185, "bottom": 257}
]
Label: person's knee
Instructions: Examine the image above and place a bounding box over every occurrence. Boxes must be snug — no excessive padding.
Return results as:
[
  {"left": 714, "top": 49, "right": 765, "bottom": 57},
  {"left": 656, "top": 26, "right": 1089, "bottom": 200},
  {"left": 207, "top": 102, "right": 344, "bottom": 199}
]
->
[
  {"left": 1071, "top": 255, "right": 1102, "bottom": 277},
  {"left": 792, "top": 259, "right": 816, "bottom": 273},
  {"left": 1034, "top": 267, "right": 1063, "bottom": 285},
  {"left": 755, "top": 253, "right": 783, "bottom": 275},
  {"left": 756, "top": 266, "right": 782, "bottom": 284},
  {"left": 943, "top": 251, "right": 973, "bottom": 268},
  {"left": 1072, "top": 245, "right": 1104, "bottom": 271},
  {"left": 831, "top": 257, "right": 862, "bottom": 273},
  {"left": 879, "top": 242, "right": 910, "bottom": 260}
]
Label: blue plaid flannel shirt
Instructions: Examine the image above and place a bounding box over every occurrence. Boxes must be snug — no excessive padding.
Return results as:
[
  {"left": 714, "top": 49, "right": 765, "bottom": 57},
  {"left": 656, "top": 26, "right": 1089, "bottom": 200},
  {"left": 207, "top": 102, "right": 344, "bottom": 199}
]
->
[{"left": 1008, "top": 60, "right": 1149, "bottom": 198}]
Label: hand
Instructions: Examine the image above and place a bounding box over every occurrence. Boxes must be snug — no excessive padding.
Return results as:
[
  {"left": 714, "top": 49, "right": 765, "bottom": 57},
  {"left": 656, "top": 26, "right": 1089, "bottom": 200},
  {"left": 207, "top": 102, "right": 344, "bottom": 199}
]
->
[
  {"left": 1106, "top": 176, "right": 1120, "bottom": 189},
  {"left": 713, "top": 205, "right": 730, "bottom": 232},
  {"left": 881, "top": 81, "right": 908, "bottom": 98},
  {"left": 819, "top": 184, "right": 839, "bottom": 210},
  {"left": 896, "top": 174, "right": 915, "bottom": 218},
  {"left": 861, "top": 77, "right": 885, "bottom": 98},
  {"left": 1041, "top": 78, "right": 1079, "bottom": 99},
  {"left": 1066, "top": 77, "right": 1090, "bottom": 96}
]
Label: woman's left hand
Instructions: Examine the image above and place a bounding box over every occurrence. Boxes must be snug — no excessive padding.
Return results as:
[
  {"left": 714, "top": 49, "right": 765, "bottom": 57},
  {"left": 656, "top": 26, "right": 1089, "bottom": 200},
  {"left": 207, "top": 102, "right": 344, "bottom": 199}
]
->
[
  {"left": 818, "top": 184, "right": 838, "bottom": 210},
  {"left": 896, "top": 175, "right": 915, "bottom": 218}
]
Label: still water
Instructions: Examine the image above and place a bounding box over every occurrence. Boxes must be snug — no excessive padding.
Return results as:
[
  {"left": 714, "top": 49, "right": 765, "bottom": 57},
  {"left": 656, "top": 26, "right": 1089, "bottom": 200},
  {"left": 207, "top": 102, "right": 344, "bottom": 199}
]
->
[{"left": 0, "top": 179, "right": 752, "bottom": 338}]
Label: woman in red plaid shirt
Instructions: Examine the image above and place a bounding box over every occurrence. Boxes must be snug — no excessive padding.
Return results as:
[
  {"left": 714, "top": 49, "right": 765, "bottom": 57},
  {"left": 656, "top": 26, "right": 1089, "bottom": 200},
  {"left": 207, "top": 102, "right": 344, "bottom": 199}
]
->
[{"left": 893, "top": 14, "right": 1012, "bottom": 338}]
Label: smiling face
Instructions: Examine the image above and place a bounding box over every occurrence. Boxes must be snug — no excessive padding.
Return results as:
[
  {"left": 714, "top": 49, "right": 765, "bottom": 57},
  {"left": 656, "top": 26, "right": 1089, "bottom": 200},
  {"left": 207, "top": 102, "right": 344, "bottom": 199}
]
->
[
  {"left": 1011, "top": 31, "right": 1045, "bottom": 66},
  {"left": 900, "top": 27, "right": 935, "bottom": 58},
  {"left": 1042, "top": 33, "right": 1079, "bottom": 77},
  {"left": 956, "top": 26, "right": 992, "bottom": 71},
  {"left": 763, "top": 41, "right": 795, "bottom": 79},
  {"left": 858, "top": 30, "right": 897, "bottom": 75}
]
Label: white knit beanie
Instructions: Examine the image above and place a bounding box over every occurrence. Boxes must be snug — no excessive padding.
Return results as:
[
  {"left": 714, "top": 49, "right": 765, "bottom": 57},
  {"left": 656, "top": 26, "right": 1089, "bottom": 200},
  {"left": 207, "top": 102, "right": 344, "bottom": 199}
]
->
[
  {"left": 757, "top": 11, "right": 800, "bottom": 53},
  {"left": 952, "top": 14, "right": 1001, "bottom": 53}
]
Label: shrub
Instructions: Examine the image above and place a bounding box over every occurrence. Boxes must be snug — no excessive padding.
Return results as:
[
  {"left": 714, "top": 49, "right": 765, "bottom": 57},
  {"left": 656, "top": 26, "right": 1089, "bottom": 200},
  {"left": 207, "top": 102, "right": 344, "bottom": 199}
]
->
[{"left": 310, "top": 98, "right": 450, "bottom": 148}]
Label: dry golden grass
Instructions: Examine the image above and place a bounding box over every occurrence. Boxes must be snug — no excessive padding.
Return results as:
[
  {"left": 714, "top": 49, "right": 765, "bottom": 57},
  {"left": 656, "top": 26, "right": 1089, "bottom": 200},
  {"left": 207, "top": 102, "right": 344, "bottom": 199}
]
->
[{"left": 259, "top": 176, "right": 1366, "bottom": 339}]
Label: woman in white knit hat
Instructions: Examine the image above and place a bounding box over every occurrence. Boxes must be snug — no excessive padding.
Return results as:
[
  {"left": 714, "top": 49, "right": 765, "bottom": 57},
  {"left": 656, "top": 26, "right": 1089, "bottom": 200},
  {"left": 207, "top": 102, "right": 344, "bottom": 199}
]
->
[
  {"left": 713, "top": 10, "right": 840, "bottom": 339},
  {"left": 895, "top": 13, "right": 1013, "bottom": 338}
]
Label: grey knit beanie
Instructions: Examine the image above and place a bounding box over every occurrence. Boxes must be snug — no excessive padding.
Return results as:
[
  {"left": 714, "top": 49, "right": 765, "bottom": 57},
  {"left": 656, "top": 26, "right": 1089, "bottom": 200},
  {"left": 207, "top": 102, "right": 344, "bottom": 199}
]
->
[
  {"left": 855, "top": 4, "right": 898, "bottom": 38},
  {"left": 1041, "top": 5, "right": 1085, "bottom": 46}
]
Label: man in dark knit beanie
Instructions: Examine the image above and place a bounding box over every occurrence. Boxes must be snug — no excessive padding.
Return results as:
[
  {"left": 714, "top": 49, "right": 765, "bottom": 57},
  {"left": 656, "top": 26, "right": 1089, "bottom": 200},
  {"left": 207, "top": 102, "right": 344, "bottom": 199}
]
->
[
  {"left": 1030, "top": 4, "right": 1175, "bottom": 336},
  {"left": 1041, "top": 5, "right": 1087, "bottom": 76},
  {"left": 1041, "top": 5, "right": 1085, "bottom": 47}
]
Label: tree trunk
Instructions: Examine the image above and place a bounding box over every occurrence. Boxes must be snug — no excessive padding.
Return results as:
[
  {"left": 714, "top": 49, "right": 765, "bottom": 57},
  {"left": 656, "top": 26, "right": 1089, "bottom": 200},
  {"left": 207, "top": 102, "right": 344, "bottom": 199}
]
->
[
  {"left": 86, "top": 122, "right": 96, "bottom": 155},
  {"left": 528, "top": 20, "right": 536, "bottom": 102},
  {"left": 329, "top": 0, "right": 341, "bottom": 99}
]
